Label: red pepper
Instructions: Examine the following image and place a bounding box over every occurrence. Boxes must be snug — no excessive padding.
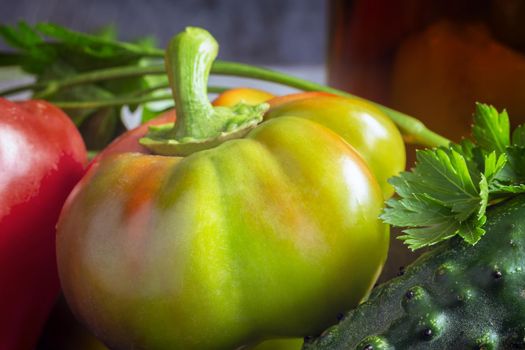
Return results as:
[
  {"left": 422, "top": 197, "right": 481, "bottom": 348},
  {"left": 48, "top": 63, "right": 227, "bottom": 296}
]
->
[{"left": 0, "top": 98, "right": 86, "bottom": 350}]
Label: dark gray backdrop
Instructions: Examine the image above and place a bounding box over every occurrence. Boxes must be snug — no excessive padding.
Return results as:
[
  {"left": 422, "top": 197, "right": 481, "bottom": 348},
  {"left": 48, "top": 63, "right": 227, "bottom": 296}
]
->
[{"left": 0, "top": 0, "right": 327, "bottom": 65}]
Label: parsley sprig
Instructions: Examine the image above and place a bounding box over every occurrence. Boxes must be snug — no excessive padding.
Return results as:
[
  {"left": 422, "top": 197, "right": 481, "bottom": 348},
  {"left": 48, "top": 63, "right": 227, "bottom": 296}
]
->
[{"left": 382, "top": 103, "right": 525, "bottom": 250}]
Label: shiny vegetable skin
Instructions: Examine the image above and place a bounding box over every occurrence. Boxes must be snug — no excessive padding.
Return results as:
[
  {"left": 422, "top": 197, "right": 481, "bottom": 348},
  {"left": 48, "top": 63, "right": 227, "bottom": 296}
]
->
[
  {"left": 212, "top": 89, "right": 406, "bottom": 198},
  {"left": 0, "top": 98, "right": 86, "bottom": 350},
  {"left": 266, "top": 92, "right": 406, "bottom": 198},
  {"left": 57, "top": 114, "right": 388, "bottom": 349},
  {"left": 212, "top": 87, "right": 275, "bottom": 107}
]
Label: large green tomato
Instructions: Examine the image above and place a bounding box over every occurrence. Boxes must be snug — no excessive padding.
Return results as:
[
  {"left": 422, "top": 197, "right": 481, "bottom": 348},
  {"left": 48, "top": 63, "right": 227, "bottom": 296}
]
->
[{"left": 57, "top": 109, "right": 388, "bottom": 349}]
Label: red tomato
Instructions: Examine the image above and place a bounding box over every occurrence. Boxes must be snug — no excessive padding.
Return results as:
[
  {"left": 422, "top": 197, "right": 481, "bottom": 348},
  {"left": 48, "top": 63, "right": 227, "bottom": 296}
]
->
[{"left": 0, "top": 99, "right": 86, "bottom": 350}]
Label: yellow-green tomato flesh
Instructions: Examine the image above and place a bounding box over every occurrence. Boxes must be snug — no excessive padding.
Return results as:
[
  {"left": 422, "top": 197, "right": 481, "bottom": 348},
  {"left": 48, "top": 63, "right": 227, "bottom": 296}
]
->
[
  {"left": 57, "top": 116, "right": 388, "bottom": 349},
  {"left": 266, "top": 94, "right": 406, "bottom": 198}
]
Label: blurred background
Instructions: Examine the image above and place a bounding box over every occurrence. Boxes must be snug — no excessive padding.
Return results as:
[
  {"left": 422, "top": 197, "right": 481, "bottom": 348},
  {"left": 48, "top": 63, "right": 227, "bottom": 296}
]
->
[{"left": 3, "top": 0, "right": 525, "bottom": 348}]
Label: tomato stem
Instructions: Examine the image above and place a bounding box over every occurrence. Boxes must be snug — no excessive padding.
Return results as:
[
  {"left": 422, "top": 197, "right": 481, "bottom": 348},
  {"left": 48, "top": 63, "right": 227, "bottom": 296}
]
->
[
  {"left": 139, "top": 27, "right": 268, "bottom": 156},
  {"left": 165, "top": 27, "right": 215, "bottom": 140}
]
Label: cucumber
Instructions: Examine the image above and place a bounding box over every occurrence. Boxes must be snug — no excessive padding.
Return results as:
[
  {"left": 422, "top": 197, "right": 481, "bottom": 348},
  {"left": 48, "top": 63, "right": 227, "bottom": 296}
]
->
[{"left": 304, "top": 194, "right": 525, "bottom": 350}]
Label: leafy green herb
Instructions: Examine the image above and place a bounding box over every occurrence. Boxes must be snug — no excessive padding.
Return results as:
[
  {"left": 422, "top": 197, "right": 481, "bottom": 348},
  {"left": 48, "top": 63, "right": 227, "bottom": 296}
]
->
[
  {"left": 472, "top": 103, "right": 510, "bottom": 154},
  {"left": 382, "top": 103, "right": 525, "bottom": 250},
  {"left": 0, "top": 22, "right": 167, "bottom": 149},
  {"left": 0, "top": 22, "right": 162, "bottom": 73}
]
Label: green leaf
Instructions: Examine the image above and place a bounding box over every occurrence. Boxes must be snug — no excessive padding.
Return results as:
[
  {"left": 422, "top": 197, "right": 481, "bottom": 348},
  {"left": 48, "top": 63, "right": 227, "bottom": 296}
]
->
[
  {"left": 78, "top": 107, "right": 119, "bottom": 150},
  {"left": 0, "top": 22, "right": 163, "bottom": 74},
  {"left": 512, "top": 124, "right": 525, "bottom": 146},
  {"left": 478, "top": 174, "right": 489, "bottom": 218},
  {"left": 382, "top": 104, "right": 525, "bottom": 250},
  {"left": 0, "top": 22, "right": 171, "bottom": 140},
  {"left": 0, "top": 22, "right": 42, "bottom": 50},
  {"left": 472, "top": 103, "right": 510, "bottom": 154},
  {"left": 399, "top": 221, "right": 459, "bottom": 251},
  {"left": 490, "top": 183, "right": 525, "bottom": 195},
  {"left": 383, "top": 194, "right": 454, "bottom": 228},
  {"left": 450, "top": 139, "right": 485, "bottom": 174},
  {"left": 457, "top": 174, "right": 489, "bottom": 245},
  {"left": 92, "top": 24, "right": 118, "bottom": 41},
  {"left": 483, "top": 151, "right": 507, "bottom": 181},
  {"left": 382, "top": 146, "right": 486, "bottom": 249},
  {"left": 414, "top": 148, "right": 480, "bottom": 220},
  {"left": 34, "top": 61, "right": 115, "bottom": 126},
  {"left": 141, "top": 106, "right": 162, "bottom": 122},
  {"left": 0, "top": 52, "right": 24, "bottom": 66},
  {"left": 0, "top": 23, "right": 56, "bottom": 73},
  {"left": 35, "top": 22, "right": 162, "bottom": 60},
  {"left": 457, "top": 216, "right": 486, "bottom": 245},
  {"left": 494, "top": 146, "right": 525, "bottom": 185}
]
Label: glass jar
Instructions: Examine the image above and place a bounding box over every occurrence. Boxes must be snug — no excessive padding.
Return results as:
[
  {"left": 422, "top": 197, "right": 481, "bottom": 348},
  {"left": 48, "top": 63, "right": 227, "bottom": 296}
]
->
[{"left": 328, "top": 0, "right": 525, "bottom": 143}]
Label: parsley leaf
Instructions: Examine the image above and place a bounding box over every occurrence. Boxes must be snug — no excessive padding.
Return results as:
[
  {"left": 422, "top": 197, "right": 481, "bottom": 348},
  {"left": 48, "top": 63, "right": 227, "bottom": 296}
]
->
[
  {"left": 512, "top": 124, "right": 525, "bottom": 146},
  {"left": 0, "top": 22, "right": 167, "bottom": 149},
  {"left": 0, "top": 22, "right": 162, "bottom": 73},
  {"left": 383, "top": 103, "right": 525, "bottom": 250},
  {"left": 382, "top": 148, "right": 487, "bottom": 250},
  {"left": 472, "top": 103, "right": 510, "bottom": 154}
]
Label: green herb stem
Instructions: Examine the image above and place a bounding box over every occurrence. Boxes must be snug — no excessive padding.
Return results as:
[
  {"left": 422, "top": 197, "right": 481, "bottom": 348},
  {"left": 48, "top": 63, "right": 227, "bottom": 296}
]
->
[
  {"left": 0, "top": 81, "right": 46, "bottom": 97},
  {"left": 131, "top": 83, "right": 170, "bottom": 96},
  {"left": 132, "top": 83, "right": 230, "bottom": 97},
  {"left": 1, "top": 59, "right": 450, "bottom": 147},
  {"left": 52, "top": 86, "right": 229, "bottom": 109},
  {"left": 52, "top": 94, "right": 171, "bottom": 109},
  {"left": 211, "top": 61, "right": 450, "bottom": 147},
  {"left": 34, "top": 65, "right": 166, "bottom": 99}
]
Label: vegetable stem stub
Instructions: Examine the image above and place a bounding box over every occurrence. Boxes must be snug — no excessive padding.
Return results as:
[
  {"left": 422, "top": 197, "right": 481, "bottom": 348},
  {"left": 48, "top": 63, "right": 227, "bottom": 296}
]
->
[{"left": 139, "top": 27, "right": 268, "bottom": 156}]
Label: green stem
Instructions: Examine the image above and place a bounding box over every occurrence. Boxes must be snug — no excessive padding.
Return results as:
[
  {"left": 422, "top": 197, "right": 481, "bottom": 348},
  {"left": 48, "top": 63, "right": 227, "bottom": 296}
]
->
[
  {"left": 33, "top": 65, "right": 166, "bottom": 99},
  {"left": 0, "top": 52, "right": 26, "bottom": 66},
  {"left": 131, "top": 83, "right": 170, "bottom": 97},
  {"left": 54, "top": 94, "right": 173, "bottom": 109},
  {"left": 0, "top": 58, "right": 449, "bottom": 147},
  {"left": 0, "top": 81, "right": 46, "bottom": 97},
  {"left": 210, "top": 61, "right": 450, "bottom": 147},
  {"left": 139, "top": 27, "right": 268, "bottom": 156},
  {"left": 131, "top": 83, "right": 230, "bottom": 97},
  {"left": 52, "top": 86, "right": 228, "bottom": 109},
  {"left": 165, "top": 27, "right": 218, "bottom": 139}
]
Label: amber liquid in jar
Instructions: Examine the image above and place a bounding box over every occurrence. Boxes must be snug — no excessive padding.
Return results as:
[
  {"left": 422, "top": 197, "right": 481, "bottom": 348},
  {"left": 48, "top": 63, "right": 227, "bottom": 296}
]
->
[{"left": 328, "top": 0, "right": 525, "bottom": 143}]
